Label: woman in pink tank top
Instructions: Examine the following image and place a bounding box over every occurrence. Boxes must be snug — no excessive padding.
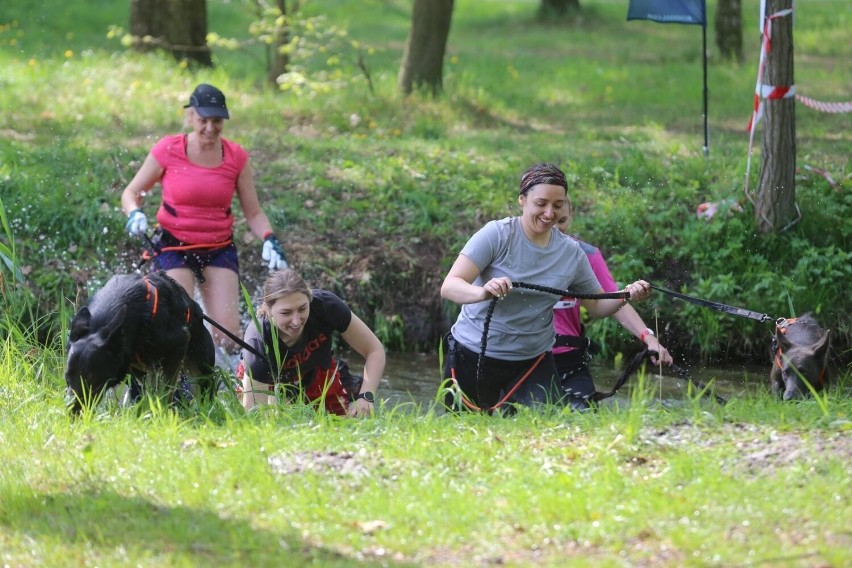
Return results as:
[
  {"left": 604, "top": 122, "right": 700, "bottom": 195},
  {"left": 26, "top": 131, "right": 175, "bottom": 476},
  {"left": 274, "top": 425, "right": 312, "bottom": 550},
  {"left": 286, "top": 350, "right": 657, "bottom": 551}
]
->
[{"left": 120, "top": 84, "right": 288, "bottom": 375}]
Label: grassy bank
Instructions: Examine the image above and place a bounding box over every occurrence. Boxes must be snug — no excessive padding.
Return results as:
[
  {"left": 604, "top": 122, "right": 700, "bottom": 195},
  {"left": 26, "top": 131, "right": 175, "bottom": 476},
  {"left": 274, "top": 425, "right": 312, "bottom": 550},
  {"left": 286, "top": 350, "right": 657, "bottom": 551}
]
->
[{"left": 1, "top": 326, "right": 851, "bottom": 566}]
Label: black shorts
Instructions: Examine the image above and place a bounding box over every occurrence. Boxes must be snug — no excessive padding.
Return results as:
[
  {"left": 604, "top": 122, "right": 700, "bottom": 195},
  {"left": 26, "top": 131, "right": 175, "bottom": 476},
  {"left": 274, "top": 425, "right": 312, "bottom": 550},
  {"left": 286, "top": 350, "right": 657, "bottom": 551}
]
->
[
  {"left": 553, "top": 349, "right": 597, "bottom": 401},
  {"left": 441, "top": 332, "right": 563, "bottom": 413}
]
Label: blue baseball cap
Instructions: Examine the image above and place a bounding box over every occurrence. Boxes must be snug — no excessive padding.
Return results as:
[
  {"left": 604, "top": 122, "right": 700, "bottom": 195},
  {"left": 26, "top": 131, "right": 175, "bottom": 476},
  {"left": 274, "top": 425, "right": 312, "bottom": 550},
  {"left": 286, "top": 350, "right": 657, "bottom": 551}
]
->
[{"left": 184, "top": 84, "right": 229, "bottom": 119}]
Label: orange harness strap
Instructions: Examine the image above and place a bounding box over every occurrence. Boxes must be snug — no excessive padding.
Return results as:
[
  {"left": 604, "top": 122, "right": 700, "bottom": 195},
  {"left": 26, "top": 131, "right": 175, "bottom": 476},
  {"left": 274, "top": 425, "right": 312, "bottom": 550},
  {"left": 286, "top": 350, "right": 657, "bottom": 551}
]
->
[
  {"left": 142, "top": 238, "right": 233, "bottom": 262},
  {"left": 142, "top": 276, "right": 159, "bottom": 319},
  {"left": 450, "top": 353, "right": 546, "bottom": 412}
]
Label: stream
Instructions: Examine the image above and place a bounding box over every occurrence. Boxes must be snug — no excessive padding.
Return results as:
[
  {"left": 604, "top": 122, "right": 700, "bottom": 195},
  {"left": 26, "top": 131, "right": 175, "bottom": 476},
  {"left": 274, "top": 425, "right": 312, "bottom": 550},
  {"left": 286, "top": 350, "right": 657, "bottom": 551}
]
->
[{"left": 348, "top": 351, "right": 771, "bottom": 410}]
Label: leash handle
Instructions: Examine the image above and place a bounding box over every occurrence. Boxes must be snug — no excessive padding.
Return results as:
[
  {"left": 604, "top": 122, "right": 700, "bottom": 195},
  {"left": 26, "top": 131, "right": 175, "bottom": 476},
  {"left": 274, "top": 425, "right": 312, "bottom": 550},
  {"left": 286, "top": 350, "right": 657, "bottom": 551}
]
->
[{"left": 512, "top": 281, "right": 629, "bottom": 300}]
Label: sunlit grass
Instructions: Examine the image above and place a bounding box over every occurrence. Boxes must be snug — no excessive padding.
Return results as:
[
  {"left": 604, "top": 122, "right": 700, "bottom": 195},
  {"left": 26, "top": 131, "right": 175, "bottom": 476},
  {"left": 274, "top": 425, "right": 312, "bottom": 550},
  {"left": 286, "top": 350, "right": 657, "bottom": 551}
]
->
[{"left": 1, "top": 335, "right": 850, "bottom": 565}]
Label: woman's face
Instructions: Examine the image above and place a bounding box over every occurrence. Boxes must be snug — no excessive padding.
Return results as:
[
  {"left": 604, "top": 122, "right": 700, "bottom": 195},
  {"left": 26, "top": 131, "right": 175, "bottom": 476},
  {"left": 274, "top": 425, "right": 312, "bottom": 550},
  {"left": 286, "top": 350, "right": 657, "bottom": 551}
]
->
[
  {"left": 267, "top": 292, "right": 311, "bottom": 344},
  {"left": 518, "top": 183, "right": 569, "bottom": 236},
  {"left": 190, "top": 110, "right": 224, "bottom": 144}
]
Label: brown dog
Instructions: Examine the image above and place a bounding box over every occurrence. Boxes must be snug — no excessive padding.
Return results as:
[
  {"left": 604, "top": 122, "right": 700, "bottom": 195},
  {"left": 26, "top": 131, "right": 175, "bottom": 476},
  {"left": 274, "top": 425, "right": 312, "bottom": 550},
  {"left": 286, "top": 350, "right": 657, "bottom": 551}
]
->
[
  {"left": 770, "top": 314, "right": 830, "bottom": 400},
  {"left": 64, "top": 271, "right": 215, "bottom": 413}
]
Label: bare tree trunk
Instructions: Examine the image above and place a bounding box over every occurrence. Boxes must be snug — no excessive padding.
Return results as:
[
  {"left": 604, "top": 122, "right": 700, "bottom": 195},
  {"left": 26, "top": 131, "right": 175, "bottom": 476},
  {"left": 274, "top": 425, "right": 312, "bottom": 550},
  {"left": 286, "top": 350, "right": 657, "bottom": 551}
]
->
[
  {"left": 755, "top": 0, "right": 796, "bottom": 233},
  {"left": 538, "top": 0, "right": 580, "bottom": 19},
  {"left": 398, "top": 0, "right": 454, "bottom": 96},
  {"left": 267, "top": 0, "right": 291, "bottom": 86},
  {"left": 130, "top": 0, "right": 212, "bottom": 67},
  {"left": 715, "top": 0, "right": 743, "bottom": 62}
]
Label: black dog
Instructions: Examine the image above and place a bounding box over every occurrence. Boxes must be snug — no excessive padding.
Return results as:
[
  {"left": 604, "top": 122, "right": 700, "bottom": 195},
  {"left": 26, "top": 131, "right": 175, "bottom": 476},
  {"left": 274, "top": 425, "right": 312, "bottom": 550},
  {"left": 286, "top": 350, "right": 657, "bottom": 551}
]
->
[
  {"left": 770, "top": 313, "right": 830, "bottom": 400},
  {"left": 65, "top": 271, "right": 215, "bottom": 413}
]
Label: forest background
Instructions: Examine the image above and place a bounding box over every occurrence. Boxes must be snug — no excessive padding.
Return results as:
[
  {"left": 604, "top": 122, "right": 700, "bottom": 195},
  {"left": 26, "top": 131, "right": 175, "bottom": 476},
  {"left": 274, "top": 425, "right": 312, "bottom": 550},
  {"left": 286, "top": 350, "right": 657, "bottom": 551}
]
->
[{"left": 1, "top": 0, "right": 849, "bottom": 366}]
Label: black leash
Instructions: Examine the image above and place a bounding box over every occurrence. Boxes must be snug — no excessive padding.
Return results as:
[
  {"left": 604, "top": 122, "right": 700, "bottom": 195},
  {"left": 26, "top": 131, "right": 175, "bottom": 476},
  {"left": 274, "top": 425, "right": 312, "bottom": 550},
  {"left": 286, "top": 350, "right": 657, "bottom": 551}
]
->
[
  {"left": 592, "top": 349, "right": 727, "bottom": 405},
  {"left": 476, "top": 281, "right": 630, "bottom": 402},
  {"left": 201, "top": 313, "right": 267, "bottom": 360},
  {"left": 649, "top": 284, "right": 774, "bottom": 323}
]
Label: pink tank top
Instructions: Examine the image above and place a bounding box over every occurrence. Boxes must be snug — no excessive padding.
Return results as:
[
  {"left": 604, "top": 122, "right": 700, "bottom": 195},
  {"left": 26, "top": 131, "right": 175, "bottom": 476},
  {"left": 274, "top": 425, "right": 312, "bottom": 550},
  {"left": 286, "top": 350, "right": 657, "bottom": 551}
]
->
[{"left": 151, "top": 134, "right": 249, "bottom": 244}]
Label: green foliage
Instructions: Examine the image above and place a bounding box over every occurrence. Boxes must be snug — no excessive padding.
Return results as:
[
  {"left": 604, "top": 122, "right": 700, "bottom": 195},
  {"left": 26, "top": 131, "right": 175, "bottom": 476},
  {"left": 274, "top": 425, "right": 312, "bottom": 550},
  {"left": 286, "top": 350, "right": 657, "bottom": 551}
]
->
[{"left": 0, "top": 0, "right": 849, "bottom": 362}]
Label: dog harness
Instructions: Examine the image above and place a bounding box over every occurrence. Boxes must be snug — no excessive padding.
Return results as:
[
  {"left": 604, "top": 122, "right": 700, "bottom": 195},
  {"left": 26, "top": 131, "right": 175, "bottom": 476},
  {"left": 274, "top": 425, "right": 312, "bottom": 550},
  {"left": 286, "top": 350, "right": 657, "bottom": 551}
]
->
[{"left": 143, "top": 276, "right": 159, "bottom": 320}]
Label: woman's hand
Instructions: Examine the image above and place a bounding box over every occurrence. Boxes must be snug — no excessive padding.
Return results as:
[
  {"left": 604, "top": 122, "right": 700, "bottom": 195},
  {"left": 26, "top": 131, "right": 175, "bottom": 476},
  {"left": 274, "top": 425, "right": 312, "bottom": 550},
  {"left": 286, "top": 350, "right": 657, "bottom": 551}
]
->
[
  {"left": 347, "top": 397, "right": 374, "bottom": 418},
  {"left": 624, "top": 280, "right": 651, "bottom": 301},
  {"left": 644, "top": 336, "right": 673, "bottom": 366},
  {"left": 483, "top": 277, "right": 513, "bottom": 300}
]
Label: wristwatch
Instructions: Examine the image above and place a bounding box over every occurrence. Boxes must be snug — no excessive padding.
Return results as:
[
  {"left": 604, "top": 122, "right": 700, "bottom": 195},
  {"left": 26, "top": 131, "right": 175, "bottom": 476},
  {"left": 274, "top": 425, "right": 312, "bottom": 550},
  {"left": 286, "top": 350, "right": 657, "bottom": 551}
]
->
[{"left": 355, "top": 391, "right": 375, "bottom": 403}]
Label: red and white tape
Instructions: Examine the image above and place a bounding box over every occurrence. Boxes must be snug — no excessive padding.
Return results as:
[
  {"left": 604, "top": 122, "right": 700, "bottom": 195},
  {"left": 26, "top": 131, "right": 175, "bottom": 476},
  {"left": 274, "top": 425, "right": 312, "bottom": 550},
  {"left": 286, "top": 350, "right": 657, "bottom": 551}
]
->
[
  {"left": 795, "top": 94, "right": 852, "bottom": 114},
  {"left": 744, "top": 8, "right": 794, "bottom": 200}
]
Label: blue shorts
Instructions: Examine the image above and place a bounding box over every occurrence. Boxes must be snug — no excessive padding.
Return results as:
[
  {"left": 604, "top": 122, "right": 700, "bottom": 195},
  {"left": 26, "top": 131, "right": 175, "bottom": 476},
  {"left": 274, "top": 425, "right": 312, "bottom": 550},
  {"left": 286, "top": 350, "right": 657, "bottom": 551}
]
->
[{"left": 151, "top": 229, "right": 239, "bottom": 282}]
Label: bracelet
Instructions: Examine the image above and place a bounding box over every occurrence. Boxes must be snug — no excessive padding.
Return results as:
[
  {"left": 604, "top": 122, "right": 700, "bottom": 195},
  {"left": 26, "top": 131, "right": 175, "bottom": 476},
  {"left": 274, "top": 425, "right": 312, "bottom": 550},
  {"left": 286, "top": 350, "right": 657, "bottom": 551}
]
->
[{"left": 640, "top": 328, "right": 655, "bottom": 343}]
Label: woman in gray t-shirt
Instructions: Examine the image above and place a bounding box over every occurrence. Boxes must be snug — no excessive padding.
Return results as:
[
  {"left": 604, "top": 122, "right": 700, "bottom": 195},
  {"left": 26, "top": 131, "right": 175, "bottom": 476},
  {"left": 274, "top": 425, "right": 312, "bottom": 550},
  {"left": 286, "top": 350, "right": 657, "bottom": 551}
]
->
[{"left": 440, "top": 163, "right": 652, "bottom": 413}]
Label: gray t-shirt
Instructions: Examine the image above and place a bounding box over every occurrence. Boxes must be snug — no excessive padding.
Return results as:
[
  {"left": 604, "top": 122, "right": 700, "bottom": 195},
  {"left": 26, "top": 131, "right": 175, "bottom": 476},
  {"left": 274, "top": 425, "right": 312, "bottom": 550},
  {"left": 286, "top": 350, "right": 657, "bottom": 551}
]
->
[{"left": 450, "top": 217, "right": 602, "bottom": 360}]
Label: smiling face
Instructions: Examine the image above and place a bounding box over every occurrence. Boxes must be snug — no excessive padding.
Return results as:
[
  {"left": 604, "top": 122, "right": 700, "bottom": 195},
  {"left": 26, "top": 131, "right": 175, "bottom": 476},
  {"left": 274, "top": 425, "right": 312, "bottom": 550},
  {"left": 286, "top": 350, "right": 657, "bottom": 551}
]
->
[
  {"left": 188, "top": 108, "right": 224, "bottom": 145},
  {"left": 518, "top": 183, "right": 569, "bottom": 244},
  {"left": 267, "top": 292, "right": 311, "bottom": 345}
]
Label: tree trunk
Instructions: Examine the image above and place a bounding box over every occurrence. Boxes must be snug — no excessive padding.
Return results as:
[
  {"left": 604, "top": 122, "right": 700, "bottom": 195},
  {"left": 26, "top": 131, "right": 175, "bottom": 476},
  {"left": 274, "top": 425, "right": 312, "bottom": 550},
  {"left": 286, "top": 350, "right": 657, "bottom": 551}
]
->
[
  {"left": 130, "top": 0, "right": 212, "bottom": 67},
  {"left": 715, "top": 0, "right": 743, "bottom": 62},
  {"left": 755, "top": 0, "right": 796, "bottom": 233},
  {"left": 267, "top": 0, "right": 291, "bottom": 86},
  {"left": 398, "top": 0, "right": 455, "bottom": 96},
  {"left": 538, "top": 0, "right": 580, "bottom": 19}
]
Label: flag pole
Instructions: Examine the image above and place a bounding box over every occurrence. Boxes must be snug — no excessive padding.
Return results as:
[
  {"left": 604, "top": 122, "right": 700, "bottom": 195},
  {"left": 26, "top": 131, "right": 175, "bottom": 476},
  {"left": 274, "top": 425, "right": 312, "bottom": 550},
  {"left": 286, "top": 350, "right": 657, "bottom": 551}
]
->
[{"left": 702, "top": 6, "right": 709, "bottom": 156}]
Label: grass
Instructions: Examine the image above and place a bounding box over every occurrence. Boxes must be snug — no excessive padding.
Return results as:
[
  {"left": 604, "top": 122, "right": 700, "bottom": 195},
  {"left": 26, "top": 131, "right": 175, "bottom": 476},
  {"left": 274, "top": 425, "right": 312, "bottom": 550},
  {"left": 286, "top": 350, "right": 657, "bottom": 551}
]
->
[
  {"left": 0, "top": 2, "right": 850, "bottom": 564},
  {"left": 1, "top": 334, "right": 850, "bottom": 566}
]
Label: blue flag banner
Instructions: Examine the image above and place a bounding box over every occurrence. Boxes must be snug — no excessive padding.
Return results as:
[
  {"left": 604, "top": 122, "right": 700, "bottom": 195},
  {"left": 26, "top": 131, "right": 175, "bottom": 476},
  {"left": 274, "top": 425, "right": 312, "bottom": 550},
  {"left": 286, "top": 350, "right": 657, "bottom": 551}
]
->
[{"left": 627, "top": 0, "right": 706, "bottom": 26}]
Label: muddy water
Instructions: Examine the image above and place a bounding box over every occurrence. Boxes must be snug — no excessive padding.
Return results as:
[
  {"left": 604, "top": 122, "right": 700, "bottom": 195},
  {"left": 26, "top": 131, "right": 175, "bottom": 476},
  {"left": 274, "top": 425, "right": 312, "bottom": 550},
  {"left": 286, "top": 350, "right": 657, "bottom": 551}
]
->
[{"left": 346, "top": 351, "right": 771, "bottom": 409}]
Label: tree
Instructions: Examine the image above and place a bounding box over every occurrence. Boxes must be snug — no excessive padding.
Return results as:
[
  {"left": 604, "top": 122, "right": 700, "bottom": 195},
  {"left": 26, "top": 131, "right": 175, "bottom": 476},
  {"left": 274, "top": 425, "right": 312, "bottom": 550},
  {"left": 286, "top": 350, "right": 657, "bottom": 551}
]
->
[
  {"left": 129, "top": 0, "right": 212, "bottom": 66},
  {"left": 265, "top": 0, "right": 292, "bottom": 86},
  {"left": 398, "top": 0, "right": 454, "bottom": 96},
  {"left": 538, "top": 0, "right": 580, "bottom": 19},
  {"left": 755, "top": 0, "right": 796, "bottom": 233},
  {"left": 715, "top": 0, "right": 743, "bottom": 62}
]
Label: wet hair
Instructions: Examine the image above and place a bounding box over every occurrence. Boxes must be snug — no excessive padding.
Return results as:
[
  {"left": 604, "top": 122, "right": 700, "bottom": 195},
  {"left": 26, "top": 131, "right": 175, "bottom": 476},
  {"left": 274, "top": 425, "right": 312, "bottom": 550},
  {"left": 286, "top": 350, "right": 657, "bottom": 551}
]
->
[
  {"left": 519, "top": 163, "right": 568, "bottom": 196},
  {"left": 258, "top": 269, "right": 313, "bottom": 317}
]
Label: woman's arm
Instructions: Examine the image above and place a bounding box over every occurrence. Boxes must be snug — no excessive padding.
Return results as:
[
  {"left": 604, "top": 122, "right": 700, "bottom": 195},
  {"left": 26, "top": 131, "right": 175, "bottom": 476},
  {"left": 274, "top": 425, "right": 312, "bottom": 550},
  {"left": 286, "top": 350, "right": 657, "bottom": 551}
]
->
[
  {"left": 235, "top": 161, "right": 276, "bottom": 239},
  {"left": 440, "top": 254, "right": 511, "bottom": 304},
  {"left": 241, "top": 373, "right": 275, "bottom": 411},
  {"left": 120, "top": 152, "right": 164, "bottom": 214},
  {"left": 613, "top": 305, "right": 673, "bottom": 366},
  {"left": 581, "top": 280, "right": 651, "bottom": 318},
  {"left": 340, "top": 313, "right": 386, "bottom": 418}
]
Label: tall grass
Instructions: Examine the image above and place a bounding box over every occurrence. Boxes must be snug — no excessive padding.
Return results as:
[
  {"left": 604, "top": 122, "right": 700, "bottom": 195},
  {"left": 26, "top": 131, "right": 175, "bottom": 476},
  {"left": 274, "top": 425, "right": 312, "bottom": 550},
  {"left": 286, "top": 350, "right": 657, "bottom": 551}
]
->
[{"left": 1, "top": 335, "right": 850, "bottom": 565}]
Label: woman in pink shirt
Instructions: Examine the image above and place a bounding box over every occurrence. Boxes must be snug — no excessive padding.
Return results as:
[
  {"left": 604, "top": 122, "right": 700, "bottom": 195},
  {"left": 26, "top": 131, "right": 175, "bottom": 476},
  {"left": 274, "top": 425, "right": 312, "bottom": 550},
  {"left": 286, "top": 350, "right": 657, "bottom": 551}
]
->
[
  {"left": 553, "top": 214, "right": 673, "bottom": 411},
  {"left": 120, "top": 84, "right": 286, "bottom": 373}
]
